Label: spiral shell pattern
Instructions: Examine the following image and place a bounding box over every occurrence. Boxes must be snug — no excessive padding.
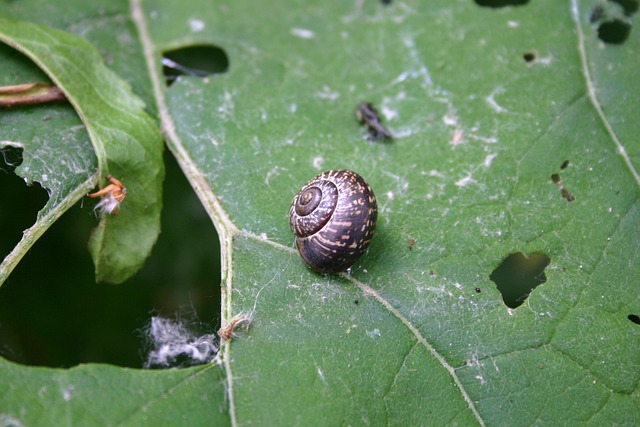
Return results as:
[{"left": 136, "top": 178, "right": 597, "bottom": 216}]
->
[{"left": 289, "top": 170, "right": 377, "bottom": 273}]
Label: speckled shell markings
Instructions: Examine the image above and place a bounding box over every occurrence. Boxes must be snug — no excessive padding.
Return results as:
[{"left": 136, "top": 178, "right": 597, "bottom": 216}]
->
[{"left": 289, "top": 170, "right": 377, "bottom": 273}]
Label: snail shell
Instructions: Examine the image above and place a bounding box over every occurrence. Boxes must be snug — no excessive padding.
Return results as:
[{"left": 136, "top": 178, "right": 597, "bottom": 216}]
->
[{"left": 289, "top": 170, "right": 377, "bottom": 273}]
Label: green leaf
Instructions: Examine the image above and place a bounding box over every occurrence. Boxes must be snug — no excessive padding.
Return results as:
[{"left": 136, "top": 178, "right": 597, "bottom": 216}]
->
[
  {"left": 0, "top": 18, "right": 164, "bottom": 284},
  {"left": 2, "top": 0, "right": 640, "bottom": 425},
  {"left": 156, "top": 0, "right": 640, "bottom": 424},
  {"left": 0, "top": 357, "right": 229, "bottom": 426}
]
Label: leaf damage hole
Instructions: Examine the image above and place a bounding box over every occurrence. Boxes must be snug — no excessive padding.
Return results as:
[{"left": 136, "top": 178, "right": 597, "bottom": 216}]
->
[
  {"left": 162, "top": 45, "right": 229, "bottom": 86},
  {"left": 523, "top": 51, "right": 536, "bottom": 64},
  {"left": 551, "top": 172, "right": 575, "bottom": 202},
  {"left": 597, "top": 19, "right": 632, "bottom": 44},
  {"left": 0, "top": 146, "right": 50, "bottom": 259},
  {"left": 590, "top": 1, "right": 637, "bottom": 45},
  {"left": 474, "top": 0, "right": 529, "bottom": 7},
  {"left": 610, "top": 0, "right": 639, "bottom": 16},
  {"left": 489, "top": 252, "right": 551, "bottom": 309},
  {"left": 628, "top": 314, "right": 640, "bottom": 325},
  {"left": 0, "top": 145, "right": 23, "bottom": 172}
]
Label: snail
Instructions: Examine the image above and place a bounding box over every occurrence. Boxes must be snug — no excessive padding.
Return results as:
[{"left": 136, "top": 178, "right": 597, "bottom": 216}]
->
[{"left": 289, "top": 170, "right": 377, "bottom": 273}]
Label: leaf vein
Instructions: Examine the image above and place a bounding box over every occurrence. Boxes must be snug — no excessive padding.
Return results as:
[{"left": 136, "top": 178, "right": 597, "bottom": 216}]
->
[{"left": 570, "top": 0, "right": 640, "bottom": 187}]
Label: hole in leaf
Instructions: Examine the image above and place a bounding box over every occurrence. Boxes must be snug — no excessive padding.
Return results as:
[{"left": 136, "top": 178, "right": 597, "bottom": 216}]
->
[
  {"left": 490, "top": 252, "right": 551, "bottom": 309},
  {"left": 162, "top": 45, "right": 229, "bottom": 86},
  {"left": 474, "top": 0, "right": 529, "bottom": 7},
  {"left": 551, "top": 173, "right": 575, "bottom": 202},
  {"left": 561, "top": 188, "right": 575, "bottom": 202},
  {"left": 0, "top": 153, "right": 220, "bottom": 368},
  {"left": 597, "top": 19, "right": 632, "bottom": 44},
  {"left": 0, "top": 145, "right": 23, "bottom": 172},
  {"left": 523, "top": 51, "right": 536, "bottom": 64},
  {"left": 610, "top": 0, "right": 639, "bottom": 16},
  {"left": 629, "top": 314, "right": 640, "bottom": 325},
  {"left": 0, "top": 146, "right": 50, "bottom": 259}
]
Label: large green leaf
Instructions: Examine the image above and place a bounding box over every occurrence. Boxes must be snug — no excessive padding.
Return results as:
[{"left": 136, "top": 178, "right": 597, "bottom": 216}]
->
[
  {"left": 1, "top": 0, "right": 639, "bottom": 425},
  {"left": 0, "top": 357, "right": 228, "bottom": 426}
]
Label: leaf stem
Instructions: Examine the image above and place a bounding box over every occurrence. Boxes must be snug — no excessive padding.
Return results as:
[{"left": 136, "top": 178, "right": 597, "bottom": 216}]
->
[
  {"left": 0, "top": 82, "right": 67, "bottom": 107},
  {"left": 130, "top": 0, "right": 239, "bottom": 425}
]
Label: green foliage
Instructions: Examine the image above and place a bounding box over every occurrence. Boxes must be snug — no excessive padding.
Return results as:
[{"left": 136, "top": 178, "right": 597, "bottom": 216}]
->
[
  {"left": 1, "top": 0, "right": 639, "bottom": 425},
  {"left": 0, "top": 18, "right": 164, "bottom": 284}
]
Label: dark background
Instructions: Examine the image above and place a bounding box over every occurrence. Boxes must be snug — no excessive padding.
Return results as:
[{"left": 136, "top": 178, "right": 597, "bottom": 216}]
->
[{"left": 0, "top": 150, "right": 221, "bottom": 368}]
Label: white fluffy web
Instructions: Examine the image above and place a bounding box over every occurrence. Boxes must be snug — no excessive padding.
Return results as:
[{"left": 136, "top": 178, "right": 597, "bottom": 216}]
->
[{"left": 144, "top": 316, "right": 218, "bottom": 368}]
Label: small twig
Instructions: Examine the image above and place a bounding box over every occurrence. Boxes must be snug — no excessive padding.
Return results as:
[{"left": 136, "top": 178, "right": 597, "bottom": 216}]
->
[{"left": 0, "top": 83, "right": 67, "bottom": 107}]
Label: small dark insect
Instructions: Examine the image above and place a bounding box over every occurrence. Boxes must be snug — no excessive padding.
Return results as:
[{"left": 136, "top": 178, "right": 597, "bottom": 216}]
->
[
  {"left": 355, "top": 102, "right": 392, "bottom": 141},
  {"left": 560, "top": 160, "right": 570, "bottom": 169},
  {"left": 408, "top": 237, "right": 415, "bottom": 250},
  {"left": 475, "top": 287, "right": 481, "bottom": 293},
  {"left": 354, "top": 299, "right": 360, "bottom": 305}
]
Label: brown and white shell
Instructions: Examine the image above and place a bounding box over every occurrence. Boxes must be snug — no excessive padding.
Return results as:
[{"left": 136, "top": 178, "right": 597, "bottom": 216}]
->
[{"left": 289, "top": 170, "right": 377, "bottom": 273}]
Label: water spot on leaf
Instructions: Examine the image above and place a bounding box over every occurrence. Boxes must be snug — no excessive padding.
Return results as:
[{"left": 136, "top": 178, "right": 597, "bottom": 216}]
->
[
  {"left": 597, "top": 19, "right": 632, "bottom": 44},
  {"left": 628, "top": 314, "right": 640, "bottom": 325},
  {"left": 162, "top": 45, "right": 229, "bottom": 86},
  {"left": 489, "top": 252, "right": 551, "bottom": 309},
  {"left": 474, "top": 0, "right": 529, "bottom": 7}
]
